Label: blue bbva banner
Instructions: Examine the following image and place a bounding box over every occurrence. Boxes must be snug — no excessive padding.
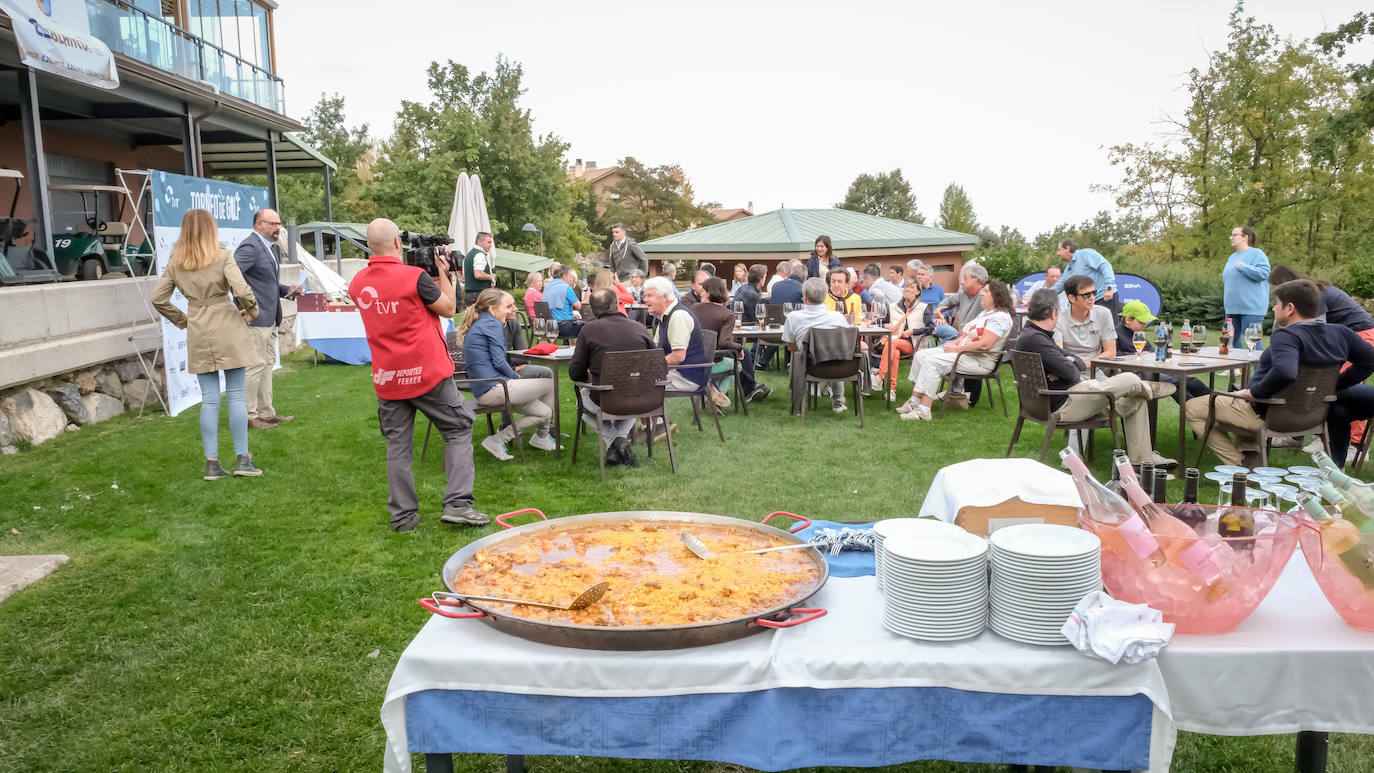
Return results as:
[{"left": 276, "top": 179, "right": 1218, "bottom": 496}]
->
[
  {"left": 1015, "top": 272, "right": 1162, "bottom": 316},
  {"left": 149, "top": 171, "right": 269, "bottom": 416}
]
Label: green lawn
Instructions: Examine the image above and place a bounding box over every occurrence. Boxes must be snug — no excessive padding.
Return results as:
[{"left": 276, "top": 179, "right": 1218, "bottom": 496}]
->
[{"left": 0, "top": 349, "right": 1369, "bottom": 772}]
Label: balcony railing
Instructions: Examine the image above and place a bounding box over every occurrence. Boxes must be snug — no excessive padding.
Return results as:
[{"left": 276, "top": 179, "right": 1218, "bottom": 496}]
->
[{"left": 86, "top": 0, "right": 286, "bottom": 115}]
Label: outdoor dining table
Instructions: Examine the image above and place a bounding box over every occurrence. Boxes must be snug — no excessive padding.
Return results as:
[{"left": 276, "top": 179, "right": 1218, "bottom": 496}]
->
[
  {"left": 733, "top": 323, "right": 892, "bottom": 405},
  {"left": 507, "top": 347, "right": 576, "bottom": 459},
  {"left": 1088, "top": 348, "right": 1262, "bottom": 463}
]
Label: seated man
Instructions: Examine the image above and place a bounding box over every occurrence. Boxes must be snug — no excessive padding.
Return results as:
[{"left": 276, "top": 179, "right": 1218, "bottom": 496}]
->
[
  {"left": 1025, "top": 265, "right": 1068, "bottom": 310},
  {"left": 769, "top": 260, "right": 807, "bottom": 306},
  {"left": 866, "top": 262, "right": 903, "bottom": 307},
  {"left": 1116, "top": 301, "right": 1207, "bottom": 402},
  {"left": 1015, "top": 289, "right": 1175, "bottom": 467},
  {"left": 824, "top": 268, "right": 863, "bottom": 321},
  {"left": 934, "top": 264, "right": 987, "bottom": 344},
  {"left": 543, "top": 265, "right": 585, "bottom": 339},
  {"left": 569, "top": 288, "right": 658, "bottom": 466},
  {"left": 1185, "top": 279, "right": 1374, "bottom": 468},
  {"left": 782, "top": 277, "right": 851, "bottom": 413},
  {"left": 691, "top": 277, "right": 746, "bottom": 409},
  {"left": 642, "top": 276, "right": 710, "bottom": 393},
  {"left": 680, "top": 267, "right": 711, "bottom": 307},
  {"left": 1054, "top": 275, "right": 1117, "bottom": 366},
  {"left": 731, "top": 264, "right": 771, "bottom": 401}
]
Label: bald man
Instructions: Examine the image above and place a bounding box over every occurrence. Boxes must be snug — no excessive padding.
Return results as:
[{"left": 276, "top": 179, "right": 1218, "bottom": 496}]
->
[
  {"left": 234, "top": 208, "right": 301, "bottom": 428},
  {"left": 348, "top": 219, "right": 487, "bottom": 531}
]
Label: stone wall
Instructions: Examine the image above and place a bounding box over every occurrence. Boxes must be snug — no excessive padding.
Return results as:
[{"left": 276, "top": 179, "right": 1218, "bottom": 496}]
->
[{"left": 0, "top": 354, "right": 166, "bottom": 454}]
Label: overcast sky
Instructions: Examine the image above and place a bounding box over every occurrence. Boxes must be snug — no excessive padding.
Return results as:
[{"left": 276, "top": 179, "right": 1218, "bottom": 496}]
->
[{"left": 275, "top": 1, "right": 1370, "bottom": 238}]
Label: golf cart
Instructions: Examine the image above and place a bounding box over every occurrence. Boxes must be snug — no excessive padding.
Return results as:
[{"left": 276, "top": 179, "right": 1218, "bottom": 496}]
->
[
  {"left": 51, "top": 183, "right": 153, "bottom": 280},
  {"left": 0, "top": 169, "right": 60, "bottom": 286}
]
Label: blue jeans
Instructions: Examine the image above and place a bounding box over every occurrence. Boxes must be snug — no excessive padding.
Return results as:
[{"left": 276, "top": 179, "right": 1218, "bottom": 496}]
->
[
  {"left": 1227, "top": 314, "right": 1265, "bottom": 351},
  {"left": 933, "top": 324, "right": 958, "bottom": 344},
  {"left": 197, "top": 368, "right": 248, "bottom": 459}
]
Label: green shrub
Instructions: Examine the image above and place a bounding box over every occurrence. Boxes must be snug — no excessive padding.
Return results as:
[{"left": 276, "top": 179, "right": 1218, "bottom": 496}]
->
[{"left": 977, "top": 243, "right": 1036, "bottom": 286}]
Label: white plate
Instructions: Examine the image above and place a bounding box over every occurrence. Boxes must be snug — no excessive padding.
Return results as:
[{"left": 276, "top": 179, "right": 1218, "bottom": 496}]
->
[
  {"left": 886, "top": 611, "right": 987, "bottom": 627},
  {"left": 989, "top": 524, "right": 1101, "bottom": 558},
  {"left": 873, "top": 518, "right": 968, "bottom": 539},
  {"left": 888, "top": 595, "right": 989, "bottom": 613},
  {"left": 885, "top": 532, "right": 988, "bottom": 563},
  {"left": 885, "top": 623, "right": 986, "bottom": 642}
]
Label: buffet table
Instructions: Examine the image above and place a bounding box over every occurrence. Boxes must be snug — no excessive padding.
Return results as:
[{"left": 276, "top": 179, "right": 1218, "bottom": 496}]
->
[{"left": 382, "top": 574, "right": 1175, "bottom": 773}]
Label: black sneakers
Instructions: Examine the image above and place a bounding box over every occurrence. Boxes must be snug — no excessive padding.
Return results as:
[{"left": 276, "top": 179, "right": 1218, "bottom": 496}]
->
[
  {"left": 610, "top": 437, "right": 638, "bottom": 467},
  {"left": 233, "top": 454, "right": 263, "bottom": 476},
  {"left": 204, "top": 459, "right": 230, "bottom": 481}
]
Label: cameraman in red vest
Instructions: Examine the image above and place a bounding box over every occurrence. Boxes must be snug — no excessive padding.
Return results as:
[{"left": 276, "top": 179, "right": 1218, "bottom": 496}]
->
[{"left": 349, "top": 218, "right": 488, "bottom": 532}]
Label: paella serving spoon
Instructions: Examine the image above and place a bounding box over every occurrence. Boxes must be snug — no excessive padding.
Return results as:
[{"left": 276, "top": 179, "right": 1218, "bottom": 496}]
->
[
  {"left": 681, "top": 532, "right": 824, "bottom": 560},
  {"left": 434, "top": 581, "right": 609, "bottom": 611}
]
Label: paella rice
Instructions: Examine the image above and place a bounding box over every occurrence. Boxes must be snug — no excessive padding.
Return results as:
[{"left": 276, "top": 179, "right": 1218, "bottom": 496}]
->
[{"left": 452, "top": 520, "right": 822, "bottom": 626}]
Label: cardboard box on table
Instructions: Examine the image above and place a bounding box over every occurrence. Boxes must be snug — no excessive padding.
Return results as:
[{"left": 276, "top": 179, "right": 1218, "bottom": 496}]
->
[{"left": 954, "top": 497, "right": 1081, "bottom": 537}]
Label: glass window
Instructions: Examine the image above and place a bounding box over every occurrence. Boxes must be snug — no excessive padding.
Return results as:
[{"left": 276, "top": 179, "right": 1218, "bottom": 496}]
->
[{"left": 254, "top": 3, "right": 270, "bottom": 72}]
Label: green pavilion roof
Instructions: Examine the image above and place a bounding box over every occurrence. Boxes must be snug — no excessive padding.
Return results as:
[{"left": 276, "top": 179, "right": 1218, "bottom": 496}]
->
[{"left": 641, "top": 208, "right": 978, "bottom": 253}]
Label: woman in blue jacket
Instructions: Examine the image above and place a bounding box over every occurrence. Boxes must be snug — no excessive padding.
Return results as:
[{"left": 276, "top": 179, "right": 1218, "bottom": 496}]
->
[
  {"left": 1223, "top": 225, "right": 1271, "bottom": 350},
  {"left": 459, "top": 289, "right": 557, "bottom": 460}
]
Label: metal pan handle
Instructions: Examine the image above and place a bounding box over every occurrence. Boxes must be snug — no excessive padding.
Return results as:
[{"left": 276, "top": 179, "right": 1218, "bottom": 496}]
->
[
  {"left": 751, "top": 607, "right": 826, "bottom": 629},
  {"left": 495, "top": 508, "right": 547, "bottom": 529},
  {"left": 763, "top": 511, "right": 811, "bottom": 533},
  {"left": 418, "top": 596, "right": 486, "bottom": 619}
]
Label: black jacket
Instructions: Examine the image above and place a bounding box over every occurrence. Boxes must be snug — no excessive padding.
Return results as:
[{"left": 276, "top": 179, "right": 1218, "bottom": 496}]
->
[{"left": 1014, "top": 322, "right": 1085, "bottom": 411}]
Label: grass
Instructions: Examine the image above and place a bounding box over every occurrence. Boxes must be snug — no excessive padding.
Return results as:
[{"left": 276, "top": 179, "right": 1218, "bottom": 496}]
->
[{"left": 0, "top": 346, "right": 1370, "bottom": 772}]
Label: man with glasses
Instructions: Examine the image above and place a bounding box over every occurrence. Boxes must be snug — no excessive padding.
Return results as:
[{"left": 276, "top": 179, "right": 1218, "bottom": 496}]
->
[{"left": 234, "top": 208, "right": 301, "bottom": 429}]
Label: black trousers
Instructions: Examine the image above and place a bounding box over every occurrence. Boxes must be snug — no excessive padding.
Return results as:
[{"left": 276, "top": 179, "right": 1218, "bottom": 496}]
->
[{"left": 1327, "top": 385, "right": 1374, "bottom": 466}]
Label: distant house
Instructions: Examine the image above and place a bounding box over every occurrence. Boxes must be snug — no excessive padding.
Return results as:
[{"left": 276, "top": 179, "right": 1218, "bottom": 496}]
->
[
  {"left": 641, "top": 208, "right": 978, "bottom": 291},
  {"left": 567, "top": 159, "right": 625, "bottom": 217},
  {"left": 710, "top": 202, "right": 754, "bottom": 222}
]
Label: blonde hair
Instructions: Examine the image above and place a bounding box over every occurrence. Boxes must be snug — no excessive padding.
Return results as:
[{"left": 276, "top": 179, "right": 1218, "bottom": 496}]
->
[
  {"left": 592, "top": 270, "right": 618, "bottom": 292},
  {"left": 525, "top": 271, "right": 543, "bottom": 288},
  {"left": 170, "top": 209, "right": 221, "bottom": 271},
  {"left": 457, "top": 288, "right": 510, "bottom": 341}
]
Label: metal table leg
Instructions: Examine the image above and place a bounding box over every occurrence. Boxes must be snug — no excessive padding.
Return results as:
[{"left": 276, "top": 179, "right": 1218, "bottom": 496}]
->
[
  {"left": 1295, "top": 731, "right": 1328, "bottom": 773},
  {"left": 551, "top": 360, "right": 563, "bottom": 459},
  {"left": 506, "top": 754, "right": 526, "bottom": 772},
  {"left": 423, "top": 753, "right": 454, "bottom": 772}
]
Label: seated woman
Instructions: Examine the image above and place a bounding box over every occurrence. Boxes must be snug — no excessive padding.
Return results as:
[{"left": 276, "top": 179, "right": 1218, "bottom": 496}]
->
[
  {"left": 730, "top": 263, "right": 748, "bottom": 296},
  {"left": 898, "top": 280, "right": 1014, "bottom": 422},
  {"left": 592, "top": 269, "right": 635, "bottom": 317},
  {"left": 523, "top": 271, "right": 544, "bottom": 320},
  {"left": 875, "top": 281, "right": 935, "bottom": 401},
  {"left": 460, "top": 288, "right": 557, "bottom": 460}
]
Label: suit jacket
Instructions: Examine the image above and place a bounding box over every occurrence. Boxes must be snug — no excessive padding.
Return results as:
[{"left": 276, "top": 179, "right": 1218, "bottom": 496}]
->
[
  {"left": 609, "top": 238, "right": 648, "bottom": 280},
  {"left": 233, "top": 234, "right": 288, "bottom": 327}
]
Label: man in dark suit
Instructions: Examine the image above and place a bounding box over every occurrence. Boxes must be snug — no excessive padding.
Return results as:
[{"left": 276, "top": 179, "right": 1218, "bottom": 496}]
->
[
  {"left": 608, "top": 223, "right": 648, "bottom": 281},
  {"left": 569, "top": 288, "right": 657, "bottom": 465},
  {"left": 234, "top": 208, "right": 300, "bottom": 429}
]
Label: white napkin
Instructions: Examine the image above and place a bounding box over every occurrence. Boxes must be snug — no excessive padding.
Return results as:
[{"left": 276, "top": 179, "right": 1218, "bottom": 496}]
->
[
  {"left": 919, "top": 458, "right": 1082, "bottom": 522},
  {"left": 1061, "top": 591, "right": 1175, "bottom": 665}
]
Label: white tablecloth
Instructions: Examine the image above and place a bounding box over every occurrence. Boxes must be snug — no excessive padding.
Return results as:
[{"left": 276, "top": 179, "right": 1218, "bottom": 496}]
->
[
  {"left": 1159, "top": 551, "right": 1374, "bottom": 735},
  {"left": 294, "top": 310, "right": 364, "bottom": 343},
  {"left": 381, "top": 575, "right": 1175, "bottom": 773},
  {"left": 920, "top": 458, "right": 1083, "bottom": 521}
]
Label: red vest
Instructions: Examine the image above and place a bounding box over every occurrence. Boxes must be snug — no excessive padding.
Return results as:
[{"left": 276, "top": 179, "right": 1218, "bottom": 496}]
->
[{"left": 348, "top": 255, "right": 453, "bottom": 399}]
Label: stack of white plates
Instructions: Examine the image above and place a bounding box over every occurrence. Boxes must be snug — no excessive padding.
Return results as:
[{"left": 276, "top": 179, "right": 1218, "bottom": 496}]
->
[
  {"left": 881, "top": 528, "right": 988, "bottom": 642},
  {"left": 988, "top": 524, "right": 1101, "bottom": 646},
  {"left": 872, "top": 518, "right": 970, "bottom": 592}
]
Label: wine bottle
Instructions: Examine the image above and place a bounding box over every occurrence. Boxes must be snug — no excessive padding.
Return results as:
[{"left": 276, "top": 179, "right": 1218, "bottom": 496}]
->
[
  {"left": 1062, "top": 448, "right": 1166, "bottom": 567},
  {"left": 1152, "top": 467, "right": 1169, "bottom": 504},
  {"left": 1313, "top": 452, "right": 1374, "bottom": 533},
  {"left": 1218, "top": 473, "right": 1256, "bottom": 551},
  {"left": 1298, "top": 491, "right": 1374, "bottom": 590},
  {"left": 1317, "top": 482, "right": 1374, "bottom": 533},
  {"left": 1116, "top": 458, "right": 1228, "bottom": 592},
  {"left": 1105, "top": 454, "right": 1125, "bottom": 498},
  {"left": 1172, "top": 468, "right": 1208, "bottom": 530}
]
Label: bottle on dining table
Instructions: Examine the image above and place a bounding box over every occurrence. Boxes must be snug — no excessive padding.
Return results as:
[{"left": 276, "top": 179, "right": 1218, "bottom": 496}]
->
[
  {"left": 1155, "top": 323, "right": 1168, "bottom": 362},
  {"left": 1297, "top": 491, "right": 1374, "bottom": 591},
  {"left": 1061, "top": 448, "right": 1167, "bottom": 569},
  {"left": 1115, "top": 455, "right": 1229, "bottom": 596},
  {"left": 1180, "top": 319, "right": 1193, "bottom": 353},
  {"left": 1171, "top": 468, "right": 1209, "bottom": 531},
  {"left": 1219, "top": 318, "right": 1233, "bottom": 355}
]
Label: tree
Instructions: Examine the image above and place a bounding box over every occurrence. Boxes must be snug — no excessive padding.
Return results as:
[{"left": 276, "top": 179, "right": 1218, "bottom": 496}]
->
[
  {"left": 835, "top": 169, "right": 924, "bottom": 223},
  {"left": 366, "top": 57, "right": 595, "bottom": 259},
  {"left": 937, "top": 183, "right": 979, "bottom": 236},
  {"left": 603, "top": 157, "right": 717, "bottom": 240}
]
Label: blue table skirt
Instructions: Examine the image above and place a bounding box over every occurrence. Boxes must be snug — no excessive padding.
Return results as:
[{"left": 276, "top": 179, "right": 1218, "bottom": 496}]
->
[
  {"left": 307, "top": 337, "right": 373, "bottom": 365},
  {"left": 406, "top": 686, "right": 1153, "bottom": 771}
]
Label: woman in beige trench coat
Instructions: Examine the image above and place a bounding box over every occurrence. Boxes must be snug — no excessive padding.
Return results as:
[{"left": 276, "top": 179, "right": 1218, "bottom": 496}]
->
[{"left": 151, "top": 209, "right": 263, "bottom": 480}]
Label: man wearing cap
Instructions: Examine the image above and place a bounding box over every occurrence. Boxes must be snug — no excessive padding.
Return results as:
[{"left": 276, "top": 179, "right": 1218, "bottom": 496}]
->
[{"left": 1116, "top": 301, "right": 1208, "bottom": 402}]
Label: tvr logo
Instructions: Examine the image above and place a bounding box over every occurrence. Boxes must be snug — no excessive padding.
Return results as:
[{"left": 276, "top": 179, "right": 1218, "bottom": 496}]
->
[{"left": 355, "top": 286, "right": 398, "bottom": 314}]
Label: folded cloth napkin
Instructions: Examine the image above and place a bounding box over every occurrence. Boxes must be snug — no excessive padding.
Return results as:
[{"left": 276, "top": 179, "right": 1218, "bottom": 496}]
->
[
  {"left": 523, "top": 342, "right": 559, "bottom": 355},
  {"left": 919, "top": 458, "right": 1081, "bottom": 522},
  {"left": 1061, "top": 591, "right": 1175, "bottom": 665}
]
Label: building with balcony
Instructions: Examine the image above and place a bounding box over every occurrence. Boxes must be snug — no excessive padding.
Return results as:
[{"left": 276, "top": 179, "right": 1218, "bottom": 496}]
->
[{"left": 0, "top": 0, "right": 335, "bottom": 400}]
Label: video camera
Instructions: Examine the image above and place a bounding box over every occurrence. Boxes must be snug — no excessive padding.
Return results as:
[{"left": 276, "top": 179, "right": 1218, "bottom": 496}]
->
[{"left": 400, "top": 231, "right": 455, "bottom": 278}]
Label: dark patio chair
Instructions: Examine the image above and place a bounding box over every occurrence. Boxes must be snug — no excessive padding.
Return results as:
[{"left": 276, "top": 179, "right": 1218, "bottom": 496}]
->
[
  {"left": 572, "top": 349, "right": 677, "bottom": 480},
  {"left": 796, "top": 325, "right": 865, "bottom": 428},
  {"left": 937, "top": 335, "right": 1009, "bottom": 417},
  {"left": 664, "top": 329, "right": 725, "bottom": 442},
  {"left": 1194, "top": 365, "right": 1340, "bottom": 467},
  {"left": 1007, "top": 350, "right": 1120, "bottom": 463},
  {"left": 421, "top": 330, "right": 524, "bottom": 463}
]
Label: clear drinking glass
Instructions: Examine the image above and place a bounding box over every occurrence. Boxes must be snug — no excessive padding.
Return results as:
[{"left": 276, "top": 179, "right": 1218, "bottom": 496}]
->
[
  {"left": 1245, "top": 323, "right": 1262, "bottom": 352},
  {"left": 756, "top": 303, "right": 767, "bottom": 327},
  {"left": 1132, "top": 331, "right": 1147, "bottom": 358},
  {"left": 1194, "top": 325, "right": 1207, "bottom": 351},
  {"left": 733, "top": 301, "right": 744, "bottom": 328}
]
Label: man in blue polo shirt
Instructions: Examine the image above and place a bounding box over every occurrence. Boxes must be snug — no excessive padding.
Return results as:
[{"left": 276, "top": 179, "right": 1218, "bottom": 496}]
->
[{"left": 542, "top": 265, "right": 584, "bottom": 338}]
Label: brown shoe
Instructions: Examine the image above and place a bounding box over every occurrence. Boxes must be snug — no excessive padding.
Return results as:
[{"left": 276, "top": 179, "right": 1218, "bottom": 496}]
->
[
  {"left": 248, "top": 418, "right": 277, "bottom": 429},
  {"left": 269, "top": 414, "right": 294, "bottom": 422}
]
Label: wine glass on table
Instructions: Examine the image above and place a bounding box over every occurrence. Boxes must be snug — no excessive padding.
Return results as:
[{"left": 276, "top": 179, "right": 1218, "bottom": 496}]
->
[
  {"left": 874, "top": 300, "right": 889, "bottom": 326},
  {"left": 732, "top": 301, "right": 744, "bottom": 328},
  {"left": 755, "top": 303, "right": 767, "bottom": 328},
  {"left": 1132, "top": 331, "right": 1147, "bottom": 359},
  {"left": 1244, "top": 323, "right": 1262, "bottom": 352},
  {"left": 1194, "top": 325, "right": 1207, "bottom": 353},
  {"left": 544, "top": 318, "right": 559, "bottom": 345}
]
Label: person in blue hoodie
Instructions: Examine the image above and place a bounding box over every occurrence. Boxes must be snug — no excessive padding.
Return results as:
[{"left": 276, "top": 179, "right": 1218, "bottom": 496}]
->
[
  {"left": 1184, "top": 279, "right": 1374, "bottom": 468},
  {"left": 1223, "top": 225, "right": 1271, "bottom": 350}
]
